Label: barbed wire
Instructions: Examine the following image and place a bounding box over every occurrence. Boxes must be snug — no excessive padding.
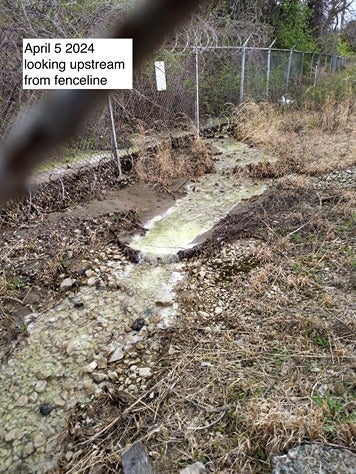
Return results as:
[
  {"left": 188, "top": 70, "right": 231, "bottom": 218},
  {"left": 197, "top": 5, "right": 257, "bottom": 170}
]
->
[{"left": 0, "top": 44, "right": 349, "bottom": 218}]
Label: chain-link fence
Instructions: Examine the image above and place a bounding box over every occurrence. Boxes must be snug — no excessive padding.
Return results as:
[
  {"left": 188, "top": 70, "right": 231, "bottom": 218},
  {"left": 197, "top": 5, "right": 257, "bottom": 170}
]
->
[
  {"left": 0, "top": 44, "right": 349, "bottom": 192},
  {"left": 108, "top": 45, "right": 348, "bottom": 143}
]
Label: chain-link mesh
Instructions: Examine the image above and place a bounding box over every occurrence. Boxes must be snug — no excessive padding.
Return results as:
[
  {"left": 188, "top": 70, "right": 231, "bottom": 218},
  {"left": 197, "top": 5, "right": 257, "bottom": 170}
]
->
[{"left": 0, "top": 45, "right": 349, "bottom": 194}]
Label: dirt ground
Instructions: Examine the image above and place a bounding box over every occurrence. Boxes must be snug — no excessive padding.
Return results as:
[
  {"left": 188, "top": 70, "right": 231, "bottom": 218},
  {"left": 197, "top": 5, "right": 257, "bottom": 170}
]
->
[{"left": 0, "top": 180, "right": 186, "bottom": 360}]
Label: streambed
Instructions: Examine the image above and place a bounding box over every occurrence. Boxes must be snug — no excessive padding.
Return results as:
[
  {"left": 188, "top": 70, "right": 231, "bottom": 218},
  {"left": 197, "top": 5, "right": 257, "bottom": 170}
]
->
[{"left": 0, "top": 138, "right": 272, "bottom": 472}]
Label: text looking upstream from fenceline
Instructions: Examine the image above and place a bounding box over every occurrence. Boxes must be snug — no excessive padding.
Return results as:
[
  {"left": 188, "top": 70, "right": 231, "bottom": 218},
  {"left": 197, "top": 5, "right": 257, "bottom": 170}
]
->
[{"left": 23, "top": 39, "right": 133, "bottom": 89}]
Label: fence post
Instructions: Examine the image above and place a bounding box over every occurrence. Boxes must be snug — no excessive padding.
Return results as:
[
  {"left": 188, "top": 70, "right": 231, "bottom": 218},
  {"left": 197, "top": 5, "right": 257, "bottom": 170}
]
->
[
  {"left": 314, "top": 63, "right": 319, "bottom": 88},
  {"left": 300, "top": 52, "right": 305, "bottom": 77},
  {"left": 285, "top": 45, "right": 295, "bottom": 93},
  {"left": 310, "top": 52, "right": 315, "bottom": 78},
  {"left": 194, "top": 46, "right": 200, "bottom": 135},
  {"left": 266, "top": 38, "right": 276, "bottom": 98},
  {"left": 239, "top": 36, "right": 251, "bottom": 105},
  {"left": 107, "top": 94, "right": 122, "bottom": 176}
]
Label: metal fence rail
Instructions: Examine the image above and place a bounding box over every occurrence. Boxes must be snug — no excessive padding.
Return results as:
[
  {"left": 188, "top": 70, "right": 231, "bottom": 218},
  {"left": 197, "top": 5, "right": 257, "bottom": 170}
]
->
[
  {"left": 0, "top": 44, "right": 348, "bottom": 176},
  {"left": 109, "top": 45, "right": 348, "bottom": 141}
]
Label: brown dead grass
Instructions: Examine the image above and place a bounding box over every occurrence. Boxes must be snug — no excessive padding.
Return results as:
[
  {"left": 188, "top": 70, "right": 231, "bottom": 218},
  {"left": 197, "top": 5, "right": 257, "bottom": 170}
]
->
[
  {"left": 233, "top": 85, "right": 355, "bottom": 179},
  {"left": 133, "top": 124, "right": 213, "bottom": 186}
]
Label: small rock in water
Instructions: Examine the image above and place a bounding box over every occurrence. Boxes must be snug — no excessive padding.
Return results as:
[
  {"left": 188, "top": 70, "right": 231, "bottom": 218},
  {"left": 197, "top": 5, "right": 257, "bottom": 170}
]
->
[
  {"left": 72, "top": 297, "right": 84, "bottom": 309},
  {"left": 35, "top": 380, "right": 47, "bottom": 393},
  {"left": 15, "top": 395, "right": 28, "bottom": 407},
  {"left": 131, "top": 318, "right": 145, "bottom": 332},
  {"left": 39, "top": 403, "right": 53, "bottom": 416},
  {"left": 36, "top": 367, "right": 52, "bottom": 380},
  {"left": 33, "top": 433, "right": 46, "bottom": 448},
  {"left": 29, "top": 392, "right": 38, "bottom": 403},
  {"left": 66, "top": 336, "right": 91, "bottom": 356},
  {"left": 4, "top": 428, "right": 21, "bottom": 442},
  {"left": 23, "top": 442, "right": 34, "bottom": 456}
]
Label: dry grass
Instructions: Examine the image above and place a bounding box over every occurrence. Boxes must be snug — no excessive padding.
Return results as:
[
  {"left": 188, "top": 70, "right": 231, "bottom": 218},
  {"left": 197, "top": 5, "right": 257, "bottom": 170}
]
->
[
  {"left": 232, "top": 69, "right": 355, "bottom": 179},
  {"left": 133, "top": 123, "right": 213, "bottom": 186}
]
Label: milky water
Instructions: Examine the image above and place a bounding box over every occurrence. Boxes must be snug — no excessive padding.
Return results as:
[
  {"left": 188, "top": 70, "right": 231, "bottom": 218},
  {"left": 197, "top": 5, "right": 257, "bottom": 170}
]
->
[
  {"left": 131, "top": 176, "right": 266, "bottom": 260},
  {"left": 0, "top": 139, "right": 271, "bottom": 473}
]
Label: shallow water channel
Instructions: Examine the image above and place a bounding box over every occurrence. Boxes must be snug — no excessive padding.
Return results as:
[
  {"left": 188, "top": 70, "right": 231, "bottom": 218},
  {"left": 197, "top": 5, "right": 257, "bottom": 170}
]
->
[{"left": 0, "top": 139, "right": 269, "bottom": 473}]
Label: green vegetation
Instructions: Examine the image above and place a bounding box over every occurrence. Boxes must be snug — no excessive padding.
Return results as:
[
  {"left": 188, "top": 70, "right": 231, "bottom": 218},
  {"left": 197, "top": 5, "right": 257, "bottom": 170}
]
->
[{"left": 273, "top": 0, "right": 316, "bottom": 50}]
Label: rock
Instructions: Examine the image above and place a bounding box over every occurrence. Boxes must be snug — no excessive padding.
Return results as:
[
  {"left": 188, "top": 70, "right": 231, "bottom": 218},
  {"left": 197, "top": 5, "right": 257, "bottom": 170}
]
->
[
  {"left": 168, "top": 345, "right": 178, "bottom": 355},
  {"left": 85, "top": 269, "right": 94, "bottom": 278},
  {"left": 135, "top": 343, "right": 145, "bottom": 351},
  {"left": 138, "top": 367, "right": 152, "bottom": 378},
  {"left": 66, "top": 335, "right": 91, "bottom": 356},
  {"left": 15, "top": 395, "right": 28, "bottom": 407},
  {"left": 29, "top": 392, "right": 38, "bottom": 403},
  {"left": 35, "top": 380, "right": 47, "bottom": 393},
  {"left": 23, "top": 442, "right": 34, "bottom": 456},
  {"left": 108, "top": 371, "right": 119, "bottom": 381},
  {"left": 39, "top": 403, "right": 53, "bottom": 416},
  {"left": 33, "top": 434, "right": 46, "bottom": 449},
  {"left": 54, "top": 397, "right": 66, "bottom": 408},
  {"left": 65, "top": 451, "right": 74, "bottom": 462},
  {"left": 131, "top": 318, "right": 145, "bottom": 332},
  {"left": 197, "top": 311, "right": 209, "bottom": 318},
  {"left": 214, "top": 306, "right": 223, "bottom": 315},
  {"left": 109, "top": 347, "right": 124, "bottom": 363},
  {"left": 180, "top": 461, "right": 207, "bottom": 474},
  {"left": 84, "top": 361, "right": 97, "bottom": 373},
  {"left": 121, "top": 441, "right": 153, "bottom": 474},
  {"left": 96, "top": 357, "right": 107, "bottom": 370},
  {"left": 149, "top": 315, "right": 160, "bottom": 324},
  {"left": 60, "top": 278, "right": 75, "bottom": 291},
  {"left": 4, "top": 428, "right": 21, "bottom": 443},
  {"left": 72, "top": 297, "right": 84, "bottom": 309},
  {"left": 36, "top": 367, "right": 52, "bottom": 380},
  {"left": 272, "top": 444, "right": 356, "bottom": 474},
  {"left": 87, "top": 277, "right": 97, "bottom": 286},
  {"left": 155, "top": 299, "right": 173, "bottom": 307},
  {"left": 92, "top": 372, "right": 107, "bottom": 383}
]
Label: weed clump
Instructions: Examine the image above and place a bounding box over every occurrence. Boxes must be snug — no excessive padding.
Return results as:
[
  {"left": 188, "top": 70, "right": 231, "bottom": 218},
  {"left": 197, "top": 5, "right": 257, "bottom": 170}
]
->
[{"left": 133, "top": 123, "right": 213, "bottom": 186}]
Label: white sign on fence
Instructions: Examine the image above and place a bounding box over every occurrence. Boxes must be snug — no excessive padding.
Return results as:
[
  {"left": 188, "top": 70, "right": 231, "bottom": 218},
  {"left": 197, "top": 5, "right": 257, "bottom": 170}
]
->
[{"left": 155, "top": 61, "right": 166, "bottom": 91}]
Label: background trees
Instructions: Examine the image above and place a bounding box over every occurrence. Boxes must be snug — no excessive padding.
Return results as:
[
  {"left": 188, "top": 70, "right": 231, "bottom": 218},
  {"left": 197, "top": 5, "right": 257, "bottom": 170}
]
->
[{"left": 0, "top": 0, "right": 354, "bottom": 139}]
